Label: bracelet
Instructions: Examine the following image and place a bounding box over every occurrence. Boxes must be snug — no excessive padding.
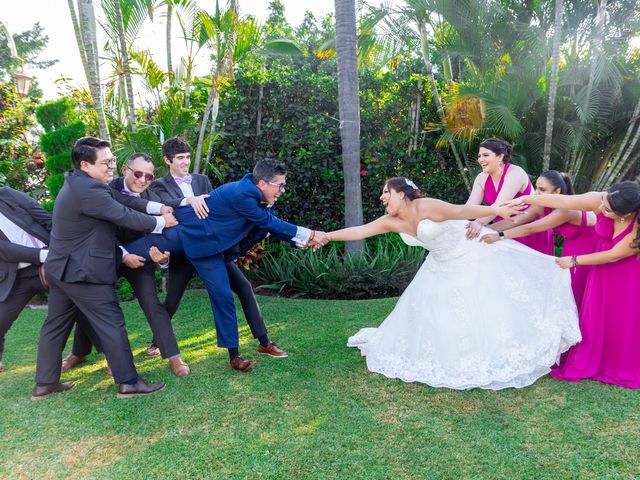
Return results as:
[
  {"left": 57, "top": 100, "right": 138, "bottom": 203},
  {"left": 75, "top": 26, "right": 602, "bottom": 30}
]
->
[
  {"left": 309, "top": 230, "right": 316, "bottom": 243},
  {"left": 572, "top": 254, "right": 579, "bottom": 267}
]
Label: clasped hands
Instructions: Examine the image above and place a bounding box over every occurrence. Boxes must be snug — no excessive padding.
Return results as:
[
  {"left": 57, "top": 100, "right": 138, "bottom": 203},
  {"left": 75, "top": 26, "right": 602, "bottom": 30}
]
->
[{"left": 307, "top": 230, "right": 330, "bottom": 251}]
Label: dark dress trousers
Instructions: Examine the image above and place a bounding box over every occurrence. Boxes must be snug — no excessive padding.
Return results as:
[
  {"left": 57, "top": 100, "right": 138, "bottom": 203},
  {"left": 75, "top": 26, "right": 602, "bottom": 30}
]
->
[
  {"left": 124, "top": 174, "right": 299, "bottom": 349},
  {"left": 34, "top": 169, "right": 159, "bottom": 385},
  {"left": 71, "top": 177, "right": 181, "bottom": 359},
  {"left": 149, "top": 173, "right": 267, "bottom": 340}
]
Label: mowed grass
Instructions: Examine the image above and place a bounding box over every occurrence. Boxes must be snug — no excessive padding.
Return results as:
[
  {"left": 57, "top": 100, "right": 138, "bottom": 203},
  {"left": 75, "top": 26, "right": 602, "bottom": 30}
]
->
[{"left": 1, "top": 291, "right": 639, "bottom": 479}]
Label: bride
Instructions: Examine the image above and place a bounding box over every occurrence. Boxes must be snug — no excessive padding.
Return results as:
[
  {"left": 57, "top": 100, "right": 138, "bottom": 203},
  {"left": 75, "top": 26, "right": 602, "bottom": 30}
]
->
[{"left": 326, "top": 177, "right": 580, "bottom": 390}]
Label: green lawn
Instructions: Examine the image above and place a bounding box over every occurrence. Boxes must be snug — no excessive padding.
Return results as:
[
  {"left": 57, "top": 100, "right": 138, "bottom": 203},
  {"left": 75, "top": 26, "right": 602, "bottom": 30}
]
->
[{"left": 1, "top": 291, "right": 639, "bottom": 479}]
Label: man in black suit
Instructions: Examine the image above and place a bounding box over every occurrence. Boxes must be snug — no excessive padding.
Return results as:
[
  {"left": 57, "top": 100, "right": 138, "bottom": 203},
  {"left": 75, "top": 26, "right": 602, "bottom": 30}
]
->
[
  {"left": 31, "top": 137, "right": 177, "bottom": 400},
  {"left": 0, "top": 187, "right": 52, "bottom": 373},
  {"left": 64, "top": 152, "right": 189, "bottom": 377},
  {"left": 147, "top": 137, "right": 288, "bottom": 361}
]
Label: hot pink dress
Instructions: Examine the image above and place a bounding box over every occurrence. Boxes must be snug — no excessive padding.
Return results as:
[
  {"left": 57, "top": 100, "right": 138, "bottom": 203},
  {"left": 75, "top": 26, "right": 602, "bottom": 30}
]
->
[
  {"left": 554, "top": 211, "right": 599, "bottom": 307},
  {"left": 483, "top": 163, "right": 554, "bottom": 255},
  {"left": 551, "top": 213, "right": 640, "bottom": 388}
]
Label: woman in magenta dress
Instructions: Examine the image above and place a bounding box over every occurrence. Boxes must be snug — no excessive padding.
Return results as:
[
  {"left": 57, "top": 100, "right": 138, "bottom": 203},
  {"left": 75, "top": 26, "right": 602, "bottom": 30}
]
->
[
  {"left": 505, "top": 180, "right": 640, "bottom": 388},
  {"left": 481, "top": 170, "right": 598, "bottom": 306},
  {"left": 465, "top": 138, "right": 553, "bottom": 254}
]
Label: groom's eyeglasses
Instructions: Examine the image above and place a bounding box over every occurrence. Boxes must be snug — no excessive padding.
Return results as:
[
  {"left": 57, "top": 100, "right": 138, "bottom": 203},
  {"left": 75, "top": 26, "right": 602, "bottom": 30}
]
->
[
  {"left": 126, "top": 166, "right": 154, "bottom": 183},
  {"left": 267, "top": 181, "right": 286, "bottom": 192}
]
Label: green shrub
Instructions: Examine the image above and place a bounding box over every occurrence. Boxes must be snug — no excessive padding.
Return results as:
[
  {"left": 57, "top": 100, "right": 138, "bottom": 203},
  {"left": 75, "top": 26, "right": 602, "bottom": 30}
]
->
[
  {"left": 249, "top": 234, "right": 426, "bottom": 299},
  {"left": 39, "top": 121, "right": 86, "bottom": 156},
  {"left": 44, "top": 150, "right": 72, "bottom": 173},
  {"left": 35, "top": 99, "right": 74, "bottom": 132}
]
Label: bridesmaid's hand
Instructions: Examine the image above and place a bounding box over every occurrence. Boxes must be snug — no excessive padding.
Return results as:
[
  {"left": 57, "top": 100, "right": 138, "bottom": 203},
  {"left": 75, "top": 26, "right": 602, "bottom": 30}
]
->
[
  {"left": 555, "top": 256, "right": 573, "bottom": 269},
  {"left": 495, "top": 205, "right": 523, "bottom": 220},
  {"left": 501, "top": 195, "right": 532, "bottom": 208},
  {"left": 465, "top": 220, "right": 483, "bottom": 239},
  {"left": 480, "top": 233, "right": 500, "bottom": 244}
]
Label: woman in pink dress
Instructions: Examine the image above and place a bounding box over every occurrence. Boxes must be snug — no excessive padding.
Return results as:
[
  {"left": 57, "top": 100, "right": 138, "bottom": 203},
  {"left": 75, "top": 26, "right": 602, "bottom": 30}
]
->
[
  {"left": 465, "top": 138, "right": 554, "bottom": 254},
  {"left": 504, "top": 180, "right": 640, "bottom": 388},
  {"left": 480, "top": 170, "right": 598, "bottom": 306}
]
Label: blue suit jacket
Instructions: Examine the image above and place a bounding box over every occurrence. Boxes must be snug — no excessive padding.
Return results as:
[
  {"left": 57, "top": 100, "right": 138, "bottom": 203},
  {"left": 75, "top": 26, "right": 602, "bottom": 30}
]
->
[{"left": 172, "top": 174, "right": 298, "bottom": 259}]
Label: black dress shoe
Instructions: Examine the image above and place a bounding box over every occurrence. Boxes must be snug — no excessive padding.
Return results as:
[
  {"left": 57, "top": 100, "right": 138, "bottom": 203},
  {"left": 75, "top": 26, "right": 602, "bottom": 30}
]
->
[
  {"left": 31, "top": 381, "right": 76, "bottom": 400},
  {"left": 117, "top": 377, "right": 165, "bottom": 399}
]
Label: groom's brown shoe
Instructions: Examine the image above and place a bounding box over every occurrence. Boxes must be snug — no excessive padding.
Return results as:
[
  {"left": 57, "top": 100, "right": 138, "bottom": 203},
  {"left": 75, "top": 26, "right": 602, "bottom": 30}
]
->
[
  {"left": 117, "top": 377, "right": 165, "bottom": 399},
  {"left": 230, "top": 356, "right": 256, "bottom": 372},
  {"left": 258, "top": 342, "right": 288, "bottom": 358},
  {"left": 31, "top": 381, "right": 76, "bottom": 400},
  {"left": 61, "top": 353, "right": 87, "bottom": 372}
]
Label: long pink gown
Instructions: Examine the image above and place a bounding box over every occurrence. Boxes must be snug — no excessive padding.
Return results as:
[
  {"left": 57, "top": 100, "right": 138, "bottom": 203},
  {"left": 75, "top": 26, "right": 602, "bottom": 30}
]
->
[
  {"left": 551, "top": 213, "right": 640, "bottom": 388},
  {"left": 483, "top": 163, "right": 554, "bottom": 254},
  {"left": 554, "top": 211, "right": 599, "bottom": 307}
]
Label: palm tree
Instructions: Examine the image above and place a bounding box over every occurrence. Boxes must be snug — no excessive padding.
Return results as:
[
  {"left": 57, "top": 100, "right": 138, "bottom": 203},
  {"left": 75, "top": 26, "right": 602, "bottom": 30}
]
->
[
  {"left": 113, "top": 0, "right": 137, "bottom": 132},
  {"left": 334, "top": 0, "right": 364, "bottom": 254},
  {"left": 76, "top": 0, "right": 110, "bottom": 141},
  {"left": 542, "top": 0, "right": 564, "bottom": 171}
]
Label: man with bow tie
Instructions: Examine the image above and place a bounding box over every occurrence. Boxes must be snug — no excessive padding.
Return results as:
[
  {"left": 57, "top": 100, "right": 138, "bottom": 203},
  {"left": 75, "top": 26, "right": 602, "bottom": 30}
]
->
[
  {"left": 147, "top": 138, "right": 288, "bottom": 366},
  {"left": 64, "top": 152, "right": 189, "bottom": 378}
]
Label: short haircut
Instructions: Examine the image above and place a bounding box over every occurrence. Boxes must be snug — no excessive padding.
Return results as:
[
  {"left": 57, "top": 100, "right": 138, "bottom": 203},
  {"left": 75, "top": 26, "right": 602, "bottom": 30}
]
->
[
  {"left": 127, "top": 152, "right": 153, "bottom": 167},
  {"left": 71, "top": 137, "right": 111, "bottom": 169},
  {"left": 162, "top": 137, "right": 191, "bottom": 162},
  {"left": 252, "top": 159, "right": 288, "bottom": 184}
]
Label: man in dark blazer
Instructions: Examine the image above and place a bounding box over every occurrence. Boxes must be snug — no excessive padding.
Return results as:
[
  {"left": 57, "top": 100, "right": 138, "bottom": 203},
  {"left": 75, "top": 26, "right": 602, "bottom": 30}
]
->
[
  {"left": 0, "top": 186, "right": 52, "bottom": 373},
  {"left": 32, "top": 137, "right": 177, "bottom": 400},
  {"left": 146, "top": 137, "right": 288, "bottom": 361},
  {"left": 64, "top": 152, "right": 189, "bottom": 378},
  {"left": 125, "top": 159, "right": 328, "bottom": 371}
]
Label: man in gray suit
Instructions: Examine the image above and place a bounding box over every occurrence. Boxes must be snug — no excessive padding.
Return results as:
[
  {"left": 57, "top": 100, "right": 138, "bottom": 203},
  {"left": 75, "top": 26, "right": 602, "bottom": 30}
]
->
[
  {"left": 32, "top": 137, "right": 177, "bottom": 400},
  {"left": 0, "top": 186, "right": 53, "bottom": 373}
]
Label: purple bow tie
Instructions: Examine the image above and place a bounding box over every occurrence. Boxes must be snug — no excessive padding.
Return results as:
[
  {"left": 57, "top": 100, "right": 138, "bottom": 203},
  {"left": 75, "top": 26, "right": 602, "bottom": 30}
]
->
[
  {"left": 174, "top": 175, "right": 192, "bottom": 185},
  {"left": 121, "top": 189, "right": 140, "bottom": 197}
]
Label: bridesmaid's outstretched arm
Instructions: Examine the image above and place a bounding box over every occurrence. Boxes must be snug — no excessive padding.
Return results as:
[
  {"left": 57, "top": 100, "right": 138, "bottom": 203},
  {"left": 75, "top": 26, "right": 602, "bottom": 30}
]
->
[
  {"left": 556, "top": 229, "right": 638, "bottom": 268},
  {"left": 503, "top": 192, "right": 603, "bottom": 212}
]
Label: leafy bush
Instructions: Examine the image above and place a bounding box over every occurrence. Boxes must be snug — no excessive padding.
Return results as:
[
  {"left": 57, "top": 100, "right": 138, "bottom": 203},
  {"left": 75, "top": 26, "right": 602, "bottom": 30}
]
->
[{"left": 249, "top": 234, "right": 426, "bottom": 299}]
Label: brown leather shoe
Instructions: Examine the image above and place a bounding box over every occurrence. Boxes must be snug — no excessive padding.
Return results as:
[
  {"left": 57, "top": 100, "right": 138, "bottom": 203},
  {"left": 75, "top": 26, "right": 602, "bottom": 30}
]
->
[
  {"left": 258, "top": 341, "right": 288, "bottom": 358},
  {"left": 230, "top": 356, "right": 256, "bottom": 372},
  {"left": 117, "top": 377, "right": 165, "bottom": 399},
  {"left": 61, "top": 353, "right": 87, "bottom": 372},
  {"left": 38, "top": 263, "right": 49, "bottom": 290},
  {"left": 145, "top": 341, "right": 160, "bottom": 358},
  {"left": 31, "top": 381, "right": 76, "bottom": 400},
  {"left": 169, "top": 357, "right": 190, "bottom": 377}
]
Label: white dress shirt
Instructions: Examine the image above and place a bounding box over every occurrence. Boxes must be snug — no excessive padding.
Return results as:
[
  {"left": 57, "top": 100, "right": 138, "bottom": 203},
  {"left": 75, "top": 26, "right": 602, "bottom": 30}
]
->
[{"left": 0, "top": 211, "right": 47, "bottom": 268}]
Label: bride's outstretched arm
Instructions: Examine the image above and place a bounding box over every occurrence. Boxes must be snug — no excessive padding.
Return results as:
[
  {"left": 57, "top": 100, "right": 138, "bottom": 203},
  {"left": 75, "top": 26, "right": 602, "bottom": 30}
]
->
[
  {"left": 419, "top": 199, "right": 519, "bottom": 223},
  {"left": 502, "top": 192, "right": 603, "bottom": 212},
  {"left": 327, "top": 216, "right": 394, "bottom": 242}
]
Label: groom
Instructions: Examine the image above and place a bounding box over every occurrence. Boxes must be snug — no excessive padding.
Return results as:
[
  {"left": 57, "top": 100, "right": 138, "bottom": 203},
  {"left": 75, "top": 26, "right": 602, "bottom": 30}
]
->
[{"left": 124, "top": 159, "right": 329, "bottom": 371}]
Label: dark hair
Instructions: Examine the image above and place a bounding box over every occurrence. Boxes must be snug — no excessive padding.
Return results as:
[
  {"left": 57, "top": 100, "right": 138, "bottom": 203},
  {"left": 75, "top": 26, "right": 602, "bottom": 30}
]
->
[
  {"left": 606, "top": 181, "right": 640, "bottom": 215},
  {"left": 540, "top": 170, "right": 574, "bottom": 195},
  {"left": 252, "top": 159, "right": 288, "bottom": 184},
  {"left": 71, "top": 137, "right": 112, "bottom": 169},
  {"left": 162, "top": 137, "right": 191, "bottom": 162},
  {"left": 479, "top": 138, "right": 512, "bottom": 163},
  {"left": 385, "top": 177, "right": 425, "bottom": 200},
  {"left": 127, "top": 152, "right": 153, "bottom": 166}
]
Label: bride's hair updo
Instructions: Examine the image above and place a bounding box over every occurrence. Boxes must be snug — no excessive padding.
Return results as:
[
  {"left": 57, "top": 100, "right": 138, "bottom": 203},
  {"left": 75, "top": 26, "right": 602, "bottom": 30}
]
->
[
  {"left": 479, "top": 138, "right": 513, "bottom": 163},
  {"left": 540, "top": 170, "right": 574, "bottom": 195},
  {"left": 385, "top": 177, "right": 425, "bottom": 200}
]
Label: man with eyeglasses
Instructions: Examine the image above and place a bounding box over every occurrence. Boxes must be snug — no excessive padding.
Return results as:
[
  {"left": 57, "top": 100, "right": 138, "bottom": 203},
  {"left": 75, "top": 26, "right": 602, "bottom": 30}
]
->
[
  {"left": 124, "top": 158, "right": 329, "bottom": 372},
  {"left": 31, "top": 137, "right": 178, "bottom": 400},
  {"left": 62, "top": 152, "right": 189, "bottom": 379},
  {"left": 146, "top": 138, "right": 289, "bottom": 365}
]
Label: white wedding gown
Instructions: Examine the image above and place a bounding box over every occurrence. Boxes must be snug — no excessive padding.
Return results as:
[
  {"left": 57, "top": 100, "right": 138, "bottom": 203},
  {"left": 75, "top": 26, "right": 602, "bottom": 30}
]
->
[{"left": 347, "top": 219, "right": 581, "bottom": 390}]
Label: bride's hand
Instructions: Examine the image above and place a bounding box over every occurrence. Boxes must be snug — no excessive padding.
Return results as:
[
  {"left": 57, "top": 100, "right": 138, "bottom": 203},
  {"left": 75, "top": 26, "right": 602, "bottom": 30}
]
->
[
  {"left": 495, "top": 205, "right": 524, "bottom": 220},
  {"left": 500, "top": 196, "right": 531, "bottom": 208},
  {"left": 480, "top": 233, "right": 500, "bottom": 244},
  {"left": 465, "top": 220, "right": 483, "bottom": 239},
  {"left": 555, "top": 257, "right": 573, "bottom": 269}
]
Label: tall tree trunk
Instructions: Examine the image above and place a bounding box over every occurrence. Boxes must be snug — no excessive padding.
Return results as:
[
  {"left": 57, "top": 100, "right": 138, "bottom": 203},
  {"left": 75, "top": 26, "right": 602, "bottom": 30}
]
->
[
  {"left": 253, "top": 81, "right": 264, "bottom": 162},
  {"left": 417, "top": 19, "right": 470, "bottom": 192},
  {"left": 334, "top": 0, "right": 364, "bottom": 254},
  {"left": 78, "top": 0, "right": 110, "bottom": 141},
  {"left": 67, "top": 0, "right": 91, "bottom": 84},
  {"left": 542, "top": 0, "right": 563, "bottom": 171},
  {"left": 166, "top": 3, "right": 173, "bottom": 86},
  {"left": 408, "top": 76, "right": 422, "bottom": 155},
  {"left": 114, "top": 0, "right": 137, "bottom": 132},
  {"left": 613, "top": 121, "right": 640, "bottom": 182},
  {"left": 193, "top": 75, "right": 218, "bottom": 174},
  {"left": 204, "top": 93, "right": 220, "bottom": 167}
]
